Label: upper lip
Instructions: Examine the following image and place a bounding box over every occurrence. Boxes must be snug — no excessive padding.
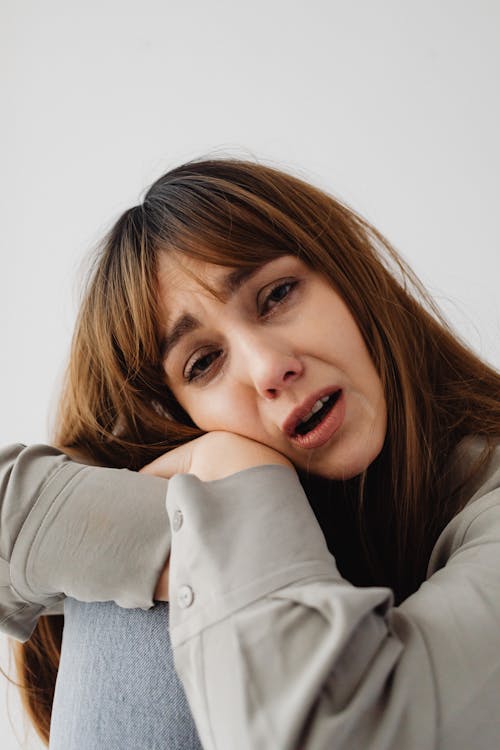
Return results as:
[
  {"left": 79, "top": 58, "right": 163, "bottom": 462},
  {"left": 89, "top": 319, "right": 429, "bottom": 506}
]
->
[{"left": 282, "top": 387, "right": 342, "bottom": 436}]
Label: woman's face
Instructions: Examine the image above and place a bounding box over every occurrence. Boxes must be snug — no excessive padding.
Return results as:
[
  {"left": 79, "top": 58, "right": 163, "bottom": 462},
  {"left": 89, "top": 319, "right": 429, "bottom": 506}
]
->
[{"left": 158, "top": 252, "right": 387, "bottom": 480}]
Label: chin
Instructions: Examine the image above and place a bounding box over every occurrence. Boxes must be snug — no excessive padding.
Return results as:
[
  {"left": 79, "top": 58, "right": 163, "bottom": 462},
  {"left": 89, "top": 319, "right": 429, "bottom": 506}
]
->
[{"left": 317, "top": 429, "right": 387, "bottom": 481}]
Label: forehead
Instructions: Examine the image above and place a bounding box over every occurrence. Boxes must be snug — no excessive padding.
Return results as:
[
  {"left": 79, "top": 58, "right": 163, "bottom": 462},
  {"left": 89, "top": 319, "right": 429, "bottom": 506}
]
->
[
  {"left": 157, "top": 252, "right": 266, "bottom": 321},
  {"left": 157, "top": 252, "right": 225, "bottom": 304}
]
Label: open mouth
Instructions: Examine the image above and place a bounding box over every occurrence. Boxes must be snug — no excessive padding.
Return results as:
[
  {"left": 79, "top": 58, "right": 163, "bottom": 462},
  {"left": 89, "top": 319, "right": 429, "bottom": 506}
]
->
[{"left": 293, "top": 390, "right": 342, "bottom": 436}]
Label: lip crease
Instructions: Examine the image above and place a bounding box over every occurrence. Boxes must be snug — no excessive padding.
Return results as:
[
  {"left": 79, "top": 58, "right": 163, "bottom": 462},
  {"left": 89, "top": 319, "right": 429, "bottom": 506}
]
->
[{"left": 282, "top": 386, "right": 342, "bottom": 436}]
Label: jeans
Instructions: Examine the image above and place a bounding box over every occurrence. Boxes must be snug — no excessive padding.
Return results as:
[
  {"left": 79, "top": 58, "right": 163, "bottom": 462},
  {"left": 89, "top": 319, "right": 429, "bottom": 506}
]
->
[{"left": 50, "top": 598, "right": 202, "bottom": 750}]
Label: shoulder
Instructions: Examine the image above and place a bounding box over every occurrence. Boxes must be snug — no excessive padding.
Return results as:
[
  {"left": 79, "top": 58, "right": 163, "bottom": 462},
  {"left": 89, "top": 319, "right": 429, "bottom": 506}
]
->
[{"left": 427, "top": 435, "right": 500, "bottom": 576}]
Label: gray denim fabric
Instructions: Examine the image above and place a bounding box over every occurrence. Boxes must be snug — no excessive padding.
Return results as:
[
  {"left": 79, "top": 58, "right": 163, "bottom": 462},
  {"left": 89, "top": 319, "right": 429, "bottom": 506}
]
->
[{"left": 50, "top": 598, "right": 202, "bottom": 750}]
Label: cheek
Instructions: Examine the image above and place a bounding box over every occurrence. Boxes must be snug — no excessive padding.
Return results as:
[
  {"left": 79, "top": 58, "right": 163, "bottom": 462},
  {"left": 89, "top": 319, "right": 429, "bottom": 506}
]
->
[
  {"left": 308, "top": 311, "right": 363, "bottom": 366},
  {"left": 303, "top": 290, "right": 352, "bottom": 350},
  {"left": 182, "top": 389, "right": 249, "bottom": 432}
]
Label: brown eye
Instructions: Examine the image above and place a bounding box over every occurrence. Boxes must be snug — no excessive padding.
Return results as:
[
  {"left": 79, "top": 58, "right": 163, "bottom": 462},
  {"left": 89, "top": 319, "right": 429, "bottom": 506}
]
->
[
  {"left": 260, "top": 280, "right": 298, "bottom": 315},
  {"left": 185, "top": 349, "right": 221, "bottom": 382}
]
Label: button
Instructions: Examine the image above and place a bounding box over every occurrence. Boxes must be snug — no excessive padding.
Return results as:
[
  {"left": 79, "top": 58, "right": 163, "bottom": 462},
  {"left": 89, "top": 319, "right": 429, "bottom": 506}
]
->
[
  {"left": 172, "top": 509, "right": 183, "bottom": 532},
  {"left": 177, "top": 585, "right": 194, "bottom": 609}
]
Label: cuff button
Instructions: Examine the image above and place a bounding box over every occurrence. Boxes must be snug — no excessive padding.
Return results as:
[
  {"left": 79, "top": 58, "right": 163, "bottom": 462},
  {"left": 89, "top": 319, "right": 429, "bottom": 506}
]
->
[
  {"left": 177, "top": 585, "right": 194, "bottom": 608},
  {"left": 172, "top": 509, "right": 184, "bottom": 532}
]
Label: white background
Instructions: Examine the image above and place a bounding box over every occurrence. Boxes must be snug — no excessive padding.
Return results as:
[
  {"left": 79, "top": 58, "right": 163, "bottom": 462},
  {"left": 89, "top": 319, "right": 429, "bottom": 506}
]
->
[{"left": 1, "top": 1, "right": 499, "bottom": 747}]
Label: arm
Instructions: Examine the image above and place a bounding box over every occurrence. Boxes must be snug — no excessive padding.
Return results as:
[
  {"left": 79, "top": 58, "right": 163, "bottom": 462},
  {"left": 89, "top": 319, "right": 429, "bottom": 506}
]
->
[
  {"left": 163, "top": 463, "right": 500, "bottom": 750},
  {"left": 0, "top": 443, "right": 171, "bottom": 642}
]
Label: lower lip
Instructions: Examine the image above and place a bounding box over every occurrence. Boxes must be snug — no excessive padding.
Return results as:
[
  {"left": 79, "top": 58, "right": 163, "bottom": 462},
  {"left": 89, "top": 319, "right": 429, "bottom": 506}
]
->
[{"left": 290, "top": 390, "right": 345, "bottom": 449}]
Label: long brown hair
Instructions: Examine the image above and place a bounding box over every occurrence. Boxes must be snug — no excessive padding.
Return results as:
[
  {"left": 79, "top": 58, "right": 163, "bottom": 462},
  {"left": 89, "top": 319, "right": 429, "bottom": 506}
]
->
[{"left": 9, "top": 157, "right": 500, "bottom": 744}]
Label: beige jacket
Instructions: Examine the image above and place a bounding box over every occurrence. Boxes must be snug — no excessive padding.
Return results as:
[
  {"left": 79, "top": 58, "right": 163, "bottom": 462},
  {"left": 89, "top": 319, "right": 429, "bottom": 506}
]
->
[
  {"left": 1, "top": 437, "right": 500, "bottom": 748},
  {"left": 0, "top": 444, "right": 170, "bottom": 640}
]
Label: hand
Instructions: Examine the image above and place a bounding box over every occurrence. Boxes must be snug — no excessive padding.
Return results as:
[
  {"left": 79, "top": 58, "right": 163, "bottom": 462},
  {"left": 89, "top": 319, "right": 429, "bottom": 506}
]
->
[{"left": 139, "top": 430, "right": 294, "bottom": 482}]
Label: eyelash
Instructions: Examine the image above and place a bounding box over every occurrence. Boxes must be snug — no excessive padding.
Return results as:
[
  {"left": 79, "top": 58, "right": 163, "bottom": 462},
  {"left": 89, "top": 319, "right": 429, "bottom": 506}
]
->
[{"left": 184, "top": 280, "right": 298, "bottom": 383}]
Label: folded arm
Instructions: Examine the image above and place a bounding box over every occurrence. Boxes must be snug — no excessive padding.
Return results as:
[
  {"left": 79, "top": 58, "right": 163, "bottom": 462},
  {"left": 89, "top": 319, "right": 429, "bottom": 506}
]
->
[
  {"left": 0, "top": 443, "right": 171, "bottom": 641},
  {"left": 164, "top": 463, "right": 500, "bottom": 750}
]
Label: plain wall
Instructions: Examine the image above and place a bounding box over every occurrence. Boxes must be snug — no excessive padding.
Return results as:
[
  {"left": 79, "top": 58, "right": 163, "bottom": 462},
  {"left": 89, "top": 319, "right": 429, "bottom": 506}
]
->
[{"left": 1, "top": 1, "right": 499, "bottom": 747}]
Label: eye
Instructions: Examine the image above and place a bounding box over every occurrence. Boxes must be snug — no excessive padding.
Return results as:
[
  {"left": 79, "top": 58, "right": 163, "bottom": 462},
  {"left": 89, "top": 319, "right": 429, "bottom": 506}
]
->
[
  {"left": 183, "top": 279, "right": 299, "bottom": 384},
  {"left": 184, "top": 349, "right": 222, "bottom": 382},
  {"left": 260, "top": 280, "right": 298, "bottom": 315}
]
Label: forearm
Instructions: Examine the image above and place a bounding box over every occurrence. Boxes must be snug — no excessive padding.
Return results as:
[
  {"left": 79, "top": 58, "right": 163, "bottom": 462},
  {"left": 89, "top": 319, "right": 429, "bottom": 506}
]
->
[{"left": 0, "top": 443, "right": 171, "bottom": 641}]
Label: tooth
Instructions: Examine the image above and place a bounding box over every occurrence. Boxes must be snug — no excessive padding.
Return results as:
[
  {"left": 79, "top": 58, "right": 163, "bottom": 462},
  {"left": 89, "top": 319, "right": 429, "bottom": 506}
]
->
[
  {"left": 310, "top": 399, "right": 324, "bottom": 415},
  {"left": 300, "top": 398, "right": 324, "bottom": 424}
]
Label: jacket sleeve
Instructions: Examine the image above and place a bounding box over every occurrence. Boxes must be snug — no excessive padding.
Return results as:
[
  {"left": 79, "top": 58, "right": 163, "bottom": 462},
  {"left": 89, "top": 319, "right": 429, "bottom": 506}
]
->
[
  {"left": 0, "top": 443, "right": 170, "bottom": 642},
  {"left": 164, "top": 463, "right": 500, "bottom": 750}
]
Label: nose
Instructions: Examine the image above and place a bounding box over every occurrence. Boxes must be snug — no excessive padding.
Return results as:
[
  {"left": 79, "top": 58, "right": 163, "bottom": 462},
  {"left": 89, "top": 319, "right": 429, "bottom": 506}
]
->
[{"left": 233, "top": 330, "right": 304, "bottom": 399}]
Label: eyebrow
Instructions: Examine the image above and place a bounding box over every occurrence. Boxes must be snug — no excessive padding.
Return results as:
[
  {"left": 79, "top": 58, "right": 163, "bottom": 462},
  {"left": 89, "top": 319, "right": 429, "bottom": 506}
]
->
[{"left": 160, "top": 263, "right": 266, "bottom": 361}]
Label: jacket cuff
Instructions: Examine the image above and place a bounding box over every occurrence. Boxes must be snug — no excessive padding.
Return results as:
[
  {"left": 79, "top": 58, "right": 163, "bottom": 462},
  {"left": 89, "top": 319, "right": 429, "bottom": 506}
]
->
[{"left": 165, "top": 464, "right": 340, "bottom": 647}]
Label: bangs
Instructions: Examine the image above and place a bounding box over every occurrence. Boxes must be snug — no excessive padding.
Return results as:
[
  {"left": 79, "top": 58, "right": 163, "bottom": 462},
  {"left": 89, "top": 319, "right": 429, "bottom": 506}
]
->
[{"left": 144, "top": 171, "right": 308, "bottom": 283}]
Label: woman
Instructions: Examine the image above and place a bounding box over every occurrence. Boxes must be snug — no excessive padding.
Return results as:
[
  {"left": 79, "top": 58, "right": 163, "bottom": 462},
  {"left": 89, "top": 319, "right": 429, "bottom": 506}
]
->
[{"left": 2, "top": 157, "right": 500, "bottom": 749}]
